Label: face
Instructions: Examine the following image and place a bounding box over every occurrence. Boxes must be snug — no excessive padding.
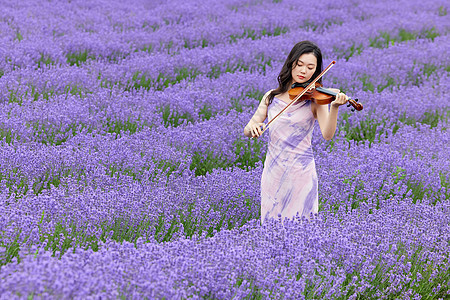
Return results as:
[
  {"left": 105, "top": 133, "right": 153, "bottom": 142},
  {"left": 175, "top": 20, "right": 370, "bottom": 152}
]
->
[{"left": 291, "top": 53, "right": 317, "bottom": 84}]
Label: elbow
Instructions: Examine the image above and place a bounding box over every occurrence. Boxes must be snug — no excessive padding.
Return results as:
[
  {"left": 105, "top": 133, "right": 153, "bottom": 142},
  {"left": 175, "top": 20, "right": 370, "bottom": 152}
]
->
[
  {"left": 244, "top": 128, "right": 251, "bottom": 138},
  {"left": 322, "top": 132, "right": 335, "bottom": 141},
  {"left": 322, "top": 127, "right": 337, "bottom": 141}
]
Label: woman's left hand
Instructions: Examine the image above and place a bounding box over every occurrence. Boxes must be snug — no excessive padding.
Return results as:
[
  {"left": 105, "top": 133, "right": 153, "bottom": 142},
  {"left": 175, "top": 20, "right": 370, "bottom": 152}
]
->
[{"left": 331, "top": 91, "right": 348, "bottom": 108}]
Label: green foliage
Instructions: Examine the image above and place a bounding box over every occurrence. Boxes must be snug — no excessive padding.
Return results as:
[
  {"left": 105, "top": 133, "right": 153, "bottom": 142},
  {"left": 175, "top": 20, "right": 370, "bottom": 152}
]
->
[
  {"left": 423, "top": 27, "right": 440, "bottom": 41},
  {"left": 353, "top": 243, "right": 449, "bottom": 299},
  {"left": 422, "top": 63, "right": 438, "bottom": 78},
  {"left": 177, "top": 195, "right": 257, "bottom": 242},
  {"left": 254, "top": 52, "right": 273, "bottom": 73},
  {"left": 231, "top": 277, "right": 264, "bottom": 299},
  {"left": 15, "top": 31, "right": 23, "bottom": 41},
  {"left": 1, "top": 168, "right": 29, "bottom": 198},
  {"left": 230, "top": 88, "right": 265, "bottom": 113},
  {"left": 154, "top": 214, "right": 181, "bottom": 243},
  {"left": 229, "top": 26, "right": 288, "bottom": 43},
  {"left": 104, "top": 117, "right": 143, "bottom": 137},
  {"left": 0, "top": 127, "right": 18, "bottom": 144},
  {"left": 142, "top": 21, "right": 159, "bottom": 31},
  {"left": 189, "top": 137, "right": 264, "bottom": 176},
  {"left": 392, "top": 167, "right": 448, "bottom": 205},
  {"left": 0, "top": 163, "right": 92, "bottom": 199},
  {"left": 233, "top": 137, "right": 265, "bottom": 170},
  {"left": 230, "top": 97, "right": 244, "bottom": 113},
  {"left": 0, "top": 231, "right": 22, "bottom": 265},
  {"left": 66, "top": 50, "right": 96, "bottom": 66},
  {"left": 0, "top": 195, "right": 255, "bottom": 265},
  {"left": 292, "top": 242, "right": 450, "bottom": 299},
  {"left": 190, "top": 150, "right": 228, "bottom": 176},
  {"left": 37, "top": 53, "right": 55, "bottom": 68},
  {"left": 103, "top": 157, "right": 181, "bottom": 182},
  {"left": 340, "top": 112, "right": 387, "bottom": 145},
  {"left": 396, "top": 109, "right": 448, "bottom": 131},
  {"left": 301, "top": 19, "right": 319, "bottom": 32},
  {"left": 7, "top": 88, "right": 23, "bottom": 105},
  {"left": 338, "top": 28, "right": 441, "bottom": 62},
  {"left": 437, "top": 171, "right": 450, "bottom": 203},
  {"left": 64, "top": 84, "right": 91, "bottom": 98},
  {"left": 199, "top": 104, "right": 215, "bottom": 121},
  {"left": 183, "top": 38, "right": 209, "bottom": 49},
  {"left": 370, "top": 28, "right": 440, "bottom": 49},
  {"left": 129, "top": 71, "right": 152, "bottom": 90},
  {"left": 161, "top": 40, "right": 174, "bottom": 54},
  {"left": 358, "top": 75, "right": 375, "bottom": 92},
  {"left": 358, "top": 61, "right": 444, "bottom": 94},
  {"left": 377, "top": 76, "right": 396, "bottom": 93},
  {"left": 24, "top": 85, "right": 56, "bottom": 101},
  {"left": 130, "top": 68, "right": 199, "bottom": 91},
  {"left": 247, "top": 89, "right": 266, "bottom": 102},
  {"left": 0, "top": 215, "right": 156, "bottom": 266},
  {"left": 339, "top": 43, "right": 363, "bottom": 60},
  {"left": 140, "top": 44, "right": 153, "bottom": 53},
  {"left": 159, "top": 104, "right": 194, "bottom": 127},
  {"left": 27, "top": 121, "right": 90, "bottom": 145}
]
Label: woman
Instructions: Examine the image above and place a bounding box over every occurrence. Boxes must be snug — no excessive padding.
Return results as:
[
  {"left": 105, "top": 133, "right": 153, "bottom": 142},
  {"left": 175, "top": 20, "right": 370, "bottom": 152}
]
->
[{"left": 244, "top": 41, "right": 348, "bottom": 224}]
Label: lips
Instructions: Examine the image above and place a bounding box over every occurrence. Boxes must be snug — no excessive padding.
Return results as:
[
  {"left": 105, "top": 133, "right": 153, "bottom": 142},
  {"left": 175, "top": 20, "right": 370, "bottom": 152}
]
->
[{"left": 298, "top": 75, "right": 305, "bottom": 80}]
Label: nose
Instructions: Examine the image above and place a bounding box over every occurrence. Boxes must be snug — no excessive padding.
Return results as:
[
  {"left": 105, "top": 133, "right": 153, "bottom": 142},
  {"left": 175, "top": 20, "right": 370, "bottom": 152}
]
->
[{"left": 299, "top": 66, "right": 307, "bottom": 74}]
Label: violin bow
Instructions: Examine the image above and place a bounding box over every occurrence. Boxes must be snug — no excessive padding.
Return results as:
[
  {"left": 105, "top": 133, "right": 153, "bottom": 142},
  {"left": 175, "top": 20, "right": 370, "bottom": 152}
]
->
[{"left": 258, "top": 60, "right": 336, "bottom": 137}]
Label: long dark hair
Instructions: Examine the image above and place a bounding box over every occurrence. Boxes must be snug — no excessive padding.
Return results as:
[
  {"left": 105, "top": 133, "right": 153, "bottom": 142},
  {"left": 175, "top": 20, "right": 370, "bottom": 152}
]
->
[{"left": 267, "top": 41, "right": 323, "bottom": 105}]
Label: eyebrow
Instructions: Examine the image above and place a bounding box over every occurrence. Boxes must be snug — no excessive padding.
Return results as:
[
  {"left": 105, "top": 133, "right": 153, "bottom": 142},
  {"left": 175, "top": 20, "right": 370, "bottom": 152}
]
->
[{"left": 297, "top": 59, "right": 316, "bottom": 66}]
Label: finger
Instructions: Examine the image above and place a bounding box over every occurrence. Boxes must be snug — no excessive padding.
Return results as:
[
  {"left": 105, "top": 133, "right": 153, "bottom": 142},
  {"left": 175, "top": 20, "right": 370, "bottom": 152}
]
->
[
  {"left": 253, "top": 126, "right": 260, "bottom": 137},
  {"left": 259, "top": 123, "right": 265, "bottom": 132}
]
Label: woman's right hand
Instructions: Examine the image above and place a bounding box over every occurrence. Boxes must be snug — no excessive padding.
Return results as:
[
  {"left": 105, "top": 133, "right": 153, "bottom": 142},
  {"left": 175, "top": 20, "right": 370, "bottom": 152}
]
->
[
  {"left": 243, "top": 89, "right": 271, "bottom": 138},
  {"left": 247, "top": 122, "right": 266, "bottom": 138}
]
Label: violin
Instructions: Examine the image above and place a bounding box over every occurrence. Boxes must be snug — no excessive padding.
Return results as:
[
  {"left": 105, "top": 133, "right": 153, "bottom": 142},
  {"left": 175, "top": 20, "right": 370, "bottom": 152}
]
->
[{"left": 288, "top": 82, "right": 363, "bottom": 111}]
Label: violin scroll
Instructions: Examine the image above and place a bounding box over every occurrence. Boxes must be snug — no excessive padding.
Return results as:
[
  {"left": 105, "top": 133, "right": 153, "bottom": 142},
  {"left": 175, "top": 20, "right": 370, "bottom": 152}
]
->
[{"left": 347, "top": 98, "right": 363, "bottom": 111}]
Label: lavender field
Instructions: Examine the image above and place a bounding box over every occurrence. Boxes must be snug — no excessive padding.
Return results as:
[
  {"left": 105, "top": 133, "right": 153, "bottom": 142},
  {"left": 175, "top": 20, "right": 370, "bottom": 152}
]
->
[{"left": 0, "top": 0, "right": 449, "bottom": 298}]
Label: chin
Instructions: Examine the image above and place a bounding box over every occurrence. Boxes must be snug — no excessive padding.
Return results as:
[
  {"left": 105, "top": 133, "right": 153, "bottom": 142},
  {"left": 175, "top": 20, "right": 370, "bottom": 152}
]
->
[{"left": 295, "top": 78, "right": 307, "bottom": 84}]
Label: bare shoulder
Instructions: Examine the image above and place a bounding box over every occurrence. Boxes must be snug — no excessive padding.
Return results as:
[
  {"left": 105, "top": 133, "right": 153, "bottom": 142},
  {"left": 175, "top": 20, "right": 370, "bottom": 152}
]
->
[{"left": 261, "top": 89, "right": 274, "bottom": 106}]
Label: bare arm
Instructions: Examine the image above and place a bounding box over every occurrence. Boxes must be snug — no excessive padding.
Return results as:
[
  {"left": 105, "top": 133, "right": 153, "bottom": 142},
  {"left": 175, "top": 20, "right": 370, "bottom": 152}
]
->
[
  {"left": 312, "top": 89, "right": 348, "bottom": 140},
  {"left": 244, "top": 90, "right": 272, "bottom": 138}
]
